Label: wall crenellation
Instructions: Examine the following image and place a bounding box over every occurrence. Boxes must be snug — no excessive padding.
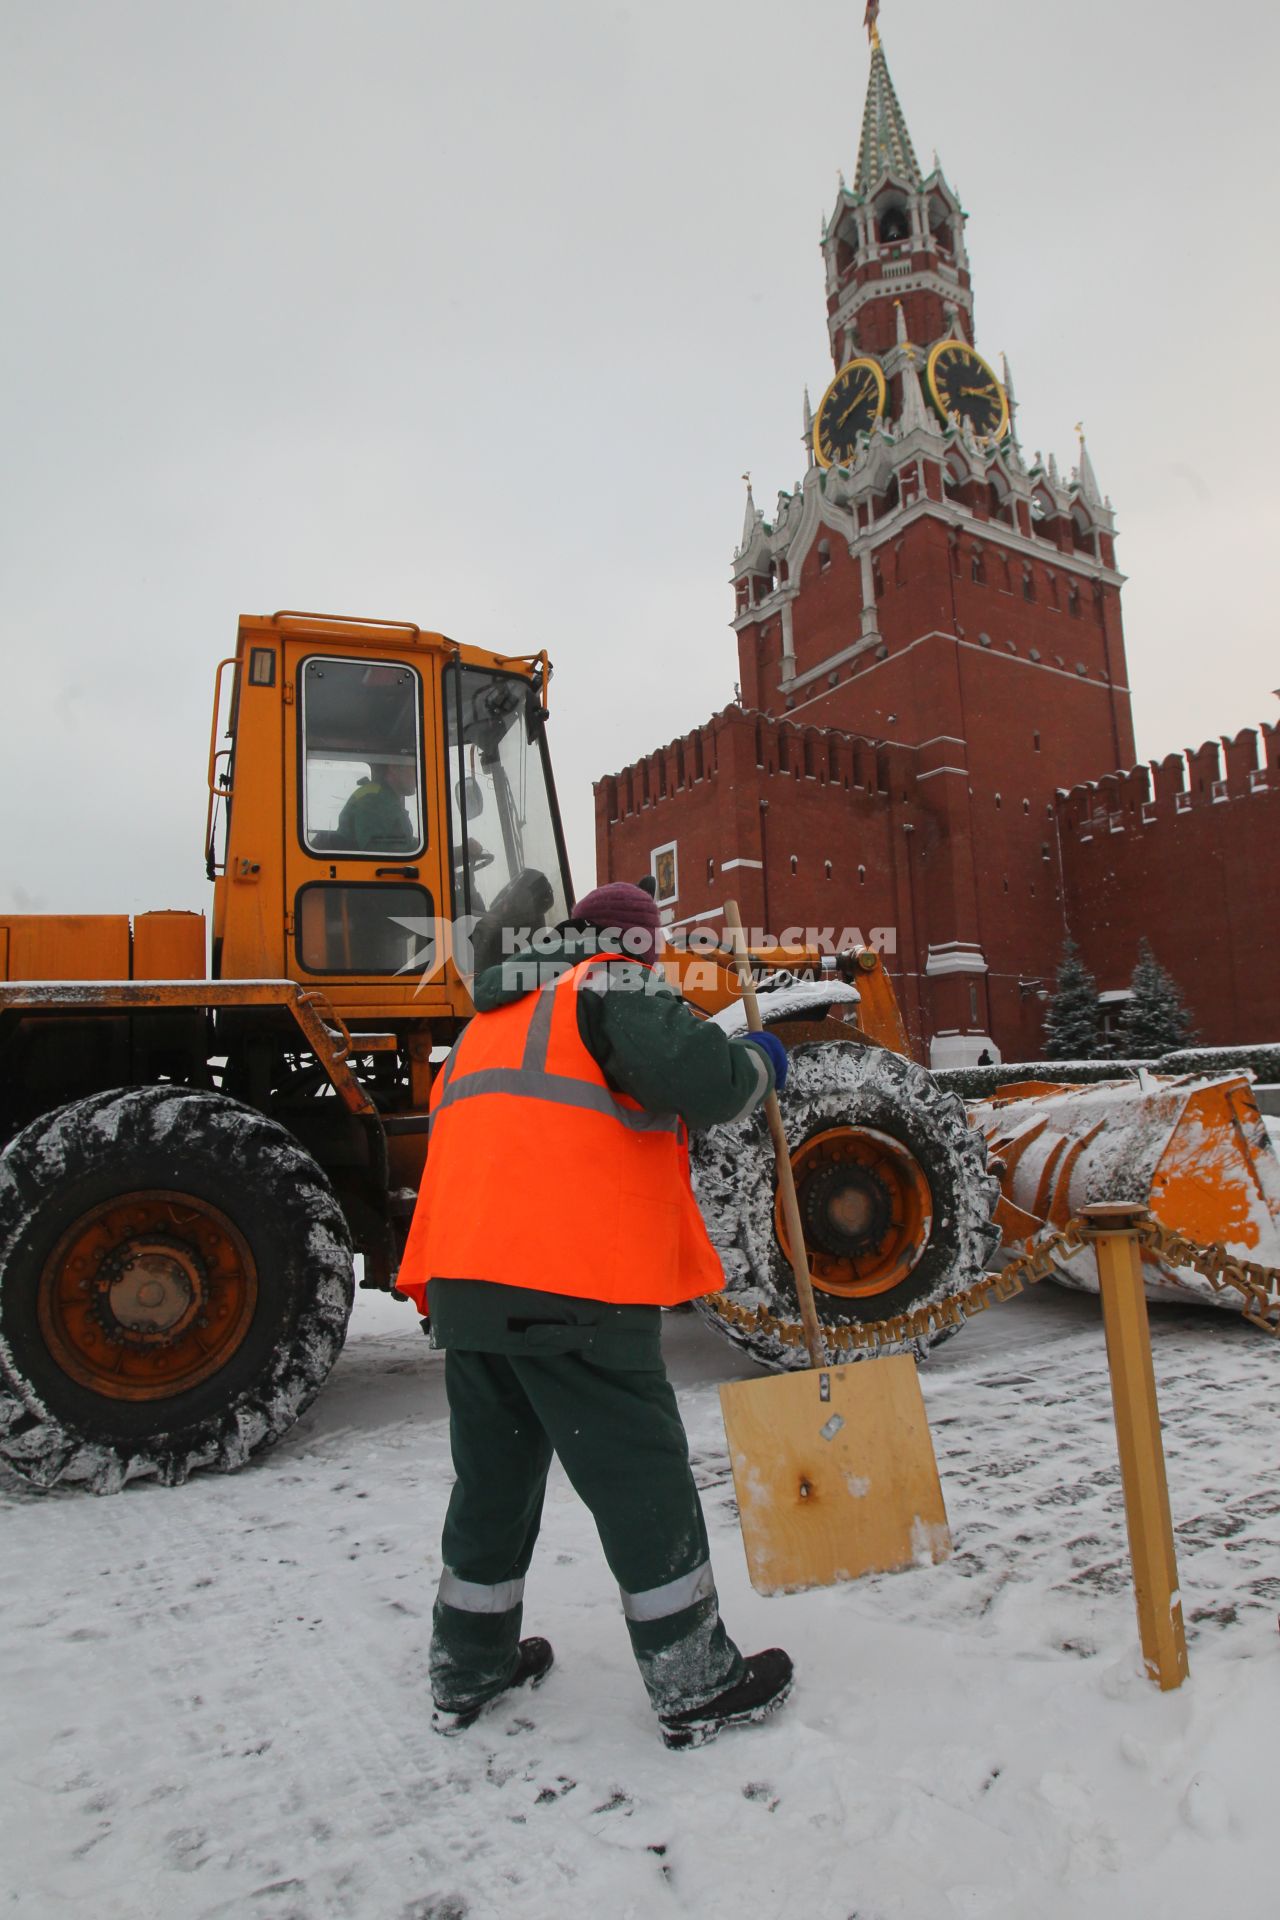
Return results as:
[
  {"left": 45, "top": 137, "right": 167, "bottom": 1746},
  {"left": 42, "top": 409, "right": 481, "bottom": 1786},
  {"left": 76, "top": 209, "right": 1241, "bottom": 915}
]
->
[
  {"left": 597, "top": 705, "right": 919, "bottom": 823},
  {"left": 1057, "top": 723, "right": 1277, "bottom": 838}
]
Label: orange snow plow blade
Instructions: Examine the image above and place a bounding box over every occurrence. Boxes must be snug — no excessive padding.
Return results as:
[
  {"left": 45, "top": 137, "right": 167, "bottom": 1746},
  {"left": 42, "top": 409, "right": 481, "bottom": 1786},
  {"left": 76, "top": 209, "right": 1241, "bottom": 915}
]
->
[{"left": 971, "top": 1074, "right": 1280, "bottom": 1307}]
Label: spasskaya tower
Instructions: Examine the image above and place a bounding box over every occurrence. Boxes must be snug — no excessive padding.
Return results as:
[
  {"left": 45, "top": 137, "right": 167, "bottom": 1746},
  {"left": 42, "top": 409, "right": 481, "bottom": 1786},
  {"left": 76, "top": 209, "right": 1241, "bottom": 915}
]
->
[{"left": 595, "top": 7, "right": 1136, "bottom": 1066}]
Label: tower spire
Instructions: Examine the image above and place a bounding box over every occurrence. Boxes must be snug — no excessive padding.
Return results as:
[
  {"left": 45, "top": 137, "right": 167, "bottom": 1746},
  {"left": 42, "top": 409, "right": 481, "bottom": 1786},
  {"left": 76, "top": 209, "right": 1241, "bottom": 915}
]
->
[
  {"left": 740, "top": 472, "right": 759, "bottom": 549},
  {"left": 1075, "top": 424, "right": 1103, "bottom": 505},
  {"left": 855, "top": 14, "right": 922, "bottom": 193}
]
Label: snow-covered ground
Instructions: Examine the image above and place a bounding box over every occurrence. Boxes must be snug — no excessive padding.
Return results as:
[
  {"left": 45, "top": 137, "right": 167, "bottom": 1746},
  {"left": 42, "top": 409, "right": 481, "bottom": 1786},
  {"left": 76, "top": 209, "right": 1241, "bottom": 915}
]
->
[{"left": 3, "top": 1283, "right": 1277, "bottom": 1920}]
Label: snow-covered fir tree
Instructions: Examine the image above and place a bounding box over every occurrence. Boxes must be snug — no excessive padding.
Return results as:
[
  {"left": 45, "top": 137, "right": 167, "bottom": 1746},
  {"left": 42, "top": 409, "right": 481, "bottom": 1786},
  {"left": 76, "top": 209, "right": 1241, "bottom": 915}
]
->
[
  {"left": 1041, "top": 938, "right": 1103, "bottom": 1059},
  {"left": 1116, "top": 939, "right": 1197, "bottom": 1057}
]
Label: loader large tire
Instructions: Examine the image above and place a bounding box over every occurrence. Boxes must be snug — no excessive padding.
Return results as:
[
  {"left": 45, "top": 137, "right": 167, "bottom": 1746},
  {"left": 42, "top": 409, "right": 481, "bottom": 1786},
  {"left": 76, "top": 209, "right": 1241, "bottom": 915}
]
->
[
  {"left": 690, "top": 1042, "right": 1000, "bottom": 1371},
  {"left": 0, "top": 1087, "right": 354, "bottom": 1493}
]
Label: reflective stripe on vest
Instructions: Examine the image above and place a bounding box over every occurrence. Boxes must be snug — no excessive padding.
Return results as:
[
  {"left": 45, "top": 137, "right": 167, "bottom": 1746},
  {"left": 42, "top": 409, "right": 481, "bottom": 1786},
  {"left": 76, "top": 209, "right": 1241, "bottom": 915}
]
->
[
  {"left": 428, "top": 972, "right": 683, "bottom": 1141},
  {"left": 619, "top": 1559, "right": 717, "bottom": 1622},
  {"left": 437, "top": 1570, "right": 526, "bottom": 1615}
]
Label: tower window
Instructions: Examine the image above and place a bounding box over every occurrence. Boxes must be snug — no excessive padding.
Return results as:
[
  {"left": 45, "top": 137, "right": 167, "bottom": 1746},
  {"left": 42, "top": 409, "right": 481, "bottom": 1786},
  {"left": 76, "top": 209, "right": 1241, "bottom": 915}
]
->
[
  {"left": 1033, "top": 731, "right": 1041, "bottom": 752},
  {"left": 790, "top": 855, "right": 798, "bottom": 876},
  {"left": 817, "top": 538, "right": 831, "bottom": 572},
  {"left": 1022, "top": 569, "right": 1036, "bottom": 602},
  {"left": 825, "top": 860, "right": 833, "bottom": 880},
  {"left": 995, "top": 792, "right": 1002, "bottom": 809},
  {"left": 970, "top": 547, "right": 986, "bottom": 585},
  {"left": 858, "top": 864, "right": 867, "bottom": 884},
  {"left": 878, "top": 204, "right": 910, "bottom": 244}
]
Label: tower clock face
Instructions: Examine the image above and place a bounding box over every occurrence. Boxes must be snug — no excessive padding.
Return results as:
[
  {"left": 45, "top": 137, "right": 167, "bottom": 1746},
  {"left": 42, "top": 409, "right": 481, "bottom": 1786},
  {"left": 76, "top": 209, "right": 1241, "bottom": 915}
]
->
[
  {"left": 813, "top": 358, "right": 887, "bottom": 468},
  {"left": 926, "top": 340, "right": 1009, "bottom": 440}
]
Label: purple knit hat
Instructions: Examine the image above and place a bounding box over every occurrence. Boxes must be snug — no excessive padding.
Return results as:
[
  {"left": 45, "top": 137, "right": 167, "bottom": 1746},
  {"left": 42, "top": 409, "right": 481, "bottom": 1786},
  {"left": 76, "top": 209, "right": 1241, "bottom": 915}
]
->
[{"left": 571, "top": 881, "right": 662, "bottom": 962}]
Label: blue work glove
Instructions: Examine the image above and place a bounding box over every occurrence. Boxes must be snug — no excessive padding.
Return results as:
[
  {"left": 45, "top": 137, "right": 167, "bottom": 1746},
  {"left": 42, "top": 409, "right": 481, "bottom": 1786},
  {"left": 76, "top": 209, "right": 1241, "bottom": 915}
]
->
[{"left": 743, "top": 1029, "right": 788, "bottom": 1093}]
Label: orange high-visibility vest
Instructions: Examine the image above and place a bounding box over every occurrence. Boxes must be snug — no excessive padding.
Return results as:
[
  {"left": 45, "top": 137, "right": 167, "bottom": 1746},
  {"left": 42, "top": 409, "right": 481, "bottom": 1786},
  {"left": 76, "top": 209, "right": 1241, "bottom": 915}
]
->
[{"left": 397, "top": 959, "right": 725, "bottom": 1312}]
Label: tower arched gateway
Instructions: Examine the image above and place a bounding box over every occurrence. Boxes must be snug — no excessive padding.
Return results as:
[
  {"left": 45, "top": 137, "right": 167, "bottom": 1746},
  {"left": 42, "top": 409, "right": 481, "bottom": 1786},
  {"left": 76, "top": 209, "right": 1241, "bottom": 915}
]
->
[{"left": 595, "top": 14, "right": 1136, "bottom": 1065}]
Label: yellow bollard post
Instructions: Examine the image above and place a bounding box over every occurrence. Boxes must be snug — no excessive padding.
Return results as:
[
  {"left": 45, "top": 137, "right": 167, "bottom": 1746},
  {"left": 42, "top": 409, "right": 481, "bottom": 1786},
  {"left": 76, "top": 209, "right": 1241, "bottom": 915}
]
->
[{"left": 1081, "top": 1202, "right": 1189, "bottom": 1691}]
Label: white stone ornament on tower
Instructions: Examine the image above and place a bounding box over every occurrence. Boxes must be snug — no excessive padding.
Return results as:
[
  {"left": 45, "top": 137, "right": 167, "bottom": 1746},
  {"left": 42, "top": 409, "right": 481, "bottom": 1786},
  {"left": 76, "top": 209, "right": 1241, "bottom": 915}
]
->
[
  {"left": 1075, "top": 425, "right": 1103, "bottom": 505},
  {"left": 897, "top": 345, "right": 936, "bottom": 437},
  {"left": 737, "top": 474, "right": 761, "bottom": 557}
]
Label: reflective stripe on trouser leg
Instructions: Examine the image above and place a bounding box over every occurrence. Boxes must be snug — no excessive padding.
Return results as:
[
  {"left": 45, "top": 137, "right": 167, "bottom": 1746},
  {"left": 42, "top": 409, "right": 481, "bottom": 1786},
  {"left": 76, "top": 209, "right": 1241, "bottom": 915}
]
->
[
  {"left": 619, "top": 1560, "right": 716, "bottom": 1622},
  {"left": 438, "top": 1571, "right": 527, "bottom": 1614}
]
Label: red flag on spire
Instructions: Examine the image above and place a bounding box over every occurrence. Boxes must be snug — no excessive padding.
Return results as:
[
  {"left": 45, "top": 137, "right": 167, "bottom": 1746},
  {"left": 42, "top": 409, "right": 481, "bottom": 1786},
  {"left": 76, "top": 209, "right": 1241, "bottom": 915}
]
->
[{"left": 864, "top": 0, "right": 881, "bottom": 39}]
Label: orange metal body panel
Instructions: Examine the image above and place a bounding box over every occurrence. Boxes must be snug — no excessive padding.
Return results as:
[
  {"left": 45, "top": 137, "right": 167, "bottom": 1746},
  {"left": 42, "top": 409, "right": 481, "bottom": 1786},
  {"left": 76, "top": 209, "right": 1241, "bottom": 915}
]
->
[
  {"left": 665, "top": 943, "right": 907, "bottom": 1053},
  {"left": 1148, "top": 1080, "right": 1280, "bottom": 1254},
  {"left": 0, "top": 915, "right": 131, "bottom": 982},
  {"left": 973, "top": 1073, "right": 1280, "bottom": 1300},
  {"left": 132, "top": 912, "right": 206, "bottom": 981},
  {"left": 0, "top": 979, "right": 378, "bottom": 1118},
  {"left": 847, "top": 956, "right": 911, "bottom": 1053}
]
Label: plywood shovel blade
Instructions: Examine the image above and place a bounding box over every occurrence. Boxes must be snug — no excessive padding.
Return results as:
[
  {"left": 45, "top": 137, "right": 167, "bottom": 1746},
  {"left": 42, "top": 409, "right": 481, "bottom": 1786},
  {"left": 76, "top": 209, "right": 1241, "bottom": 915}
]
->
[{"left": 719, "top": 1354, "right": 951, "bottom": 1595}]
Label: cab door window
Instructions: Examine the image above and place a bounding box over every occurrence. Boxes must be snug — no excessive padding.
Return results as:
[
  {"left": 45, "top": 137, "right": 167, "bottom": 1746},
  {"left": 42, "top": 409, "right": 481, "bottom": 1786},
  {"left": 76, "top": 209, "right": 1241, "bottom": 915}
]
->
[{"left": 300, "top": 657, "right": 425, "bottom": 856}]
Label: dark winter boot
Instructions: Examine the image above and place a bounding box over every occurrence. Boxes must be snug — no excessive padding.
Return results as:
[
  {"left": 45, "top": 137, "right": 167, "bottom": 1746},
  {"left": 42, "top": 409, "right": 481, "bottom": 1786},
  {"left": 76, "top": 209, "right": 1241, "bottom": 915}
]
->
[
  {"left": 432, "top": 1637, "right": 555, "bottom": 1736},
  {"left": 657, "top": 1648, "right": 794, "bottom": 1751}
]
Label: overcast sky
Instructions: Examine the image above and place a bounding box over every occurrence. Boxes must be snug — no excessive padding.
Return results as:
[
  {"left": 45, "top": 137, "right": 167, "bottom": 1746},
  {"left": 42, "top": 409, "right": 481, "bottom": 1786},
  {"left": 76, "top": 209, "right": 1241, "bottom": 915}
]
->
[{"left": 3, "top": 0, "right": 1276, "bottom": 918}]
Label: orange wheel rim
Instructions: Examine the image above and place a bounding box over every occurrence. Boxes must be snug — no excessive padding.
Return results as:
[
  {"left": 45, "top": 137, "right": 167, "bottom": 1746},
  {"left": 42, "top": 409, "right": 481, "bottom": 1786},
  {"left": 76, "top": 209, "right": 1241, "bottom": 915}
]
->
[
  {"left": 775, "top": 1126, "right": 933, "bottom": 1299},
  {"left": 36, "top": 1190, "right": 258, "bottom": 1402}
]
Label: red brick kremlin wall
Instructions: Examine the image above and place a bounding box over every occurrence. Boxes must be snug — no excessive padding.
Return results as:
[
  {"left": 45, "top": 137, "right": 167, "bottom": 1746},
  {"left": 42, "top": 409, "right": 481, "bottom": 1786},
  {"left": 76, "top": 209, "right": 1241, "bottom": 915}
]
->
[
  {"left": 1057, "top": 725, "right": 1280, "bottom": 1047},
  {"left": 597, "top": 710, "right": 1280, "bottom": 1058}
]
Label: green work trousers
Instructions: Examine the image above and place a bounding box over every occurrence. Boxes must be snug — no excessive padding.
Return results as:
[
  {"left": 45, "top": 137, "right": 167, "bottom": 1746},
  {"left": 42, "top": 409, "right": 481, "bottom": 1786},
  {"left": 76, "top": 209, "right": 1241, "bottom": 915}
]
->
[{"left": 429, "top": 1342, "right": 744, "bottom": 1718}]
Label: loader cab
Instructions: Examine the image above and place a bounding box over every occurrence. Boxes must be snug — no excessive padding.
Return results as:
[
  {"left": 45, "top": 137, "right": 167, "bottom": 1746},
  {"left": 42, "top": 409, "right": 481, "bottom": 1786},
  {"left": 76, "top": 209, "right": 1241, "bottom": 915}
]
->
[{"left": 208, "top": 613, "right": 572, "bottom": 1016}]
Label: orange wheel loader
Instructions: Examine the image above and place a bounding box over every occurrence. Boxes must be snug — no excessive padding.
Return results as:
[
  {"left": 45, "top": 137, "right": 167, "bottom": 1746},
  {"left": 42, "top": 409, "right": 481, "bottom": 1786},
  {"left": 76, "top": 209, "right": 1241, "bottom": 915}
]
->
[{"left": 0, "top": 611, "right": 1004, "bottom": 1493}]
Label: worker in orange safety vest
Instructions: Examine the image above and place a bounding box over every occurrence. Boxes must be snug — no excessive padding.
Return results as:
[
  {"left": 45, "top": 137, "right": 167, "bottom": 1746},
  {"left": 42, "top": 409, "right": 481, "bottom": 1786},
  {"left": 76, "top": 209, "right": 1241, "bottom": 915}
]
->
[{"left": 397, "top": 881, "right": 795, "bottom": 1748}]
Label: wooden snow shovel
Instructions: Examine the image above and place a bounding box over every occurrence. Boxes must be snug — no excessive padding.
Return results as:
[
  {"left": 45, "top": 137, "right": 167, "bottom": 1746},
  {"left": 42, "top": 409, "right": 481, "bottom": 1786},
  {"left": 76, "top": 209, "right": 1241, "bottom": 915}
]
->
[{"left": 716, "top": 900, "right": 952, "bottom": 1595}]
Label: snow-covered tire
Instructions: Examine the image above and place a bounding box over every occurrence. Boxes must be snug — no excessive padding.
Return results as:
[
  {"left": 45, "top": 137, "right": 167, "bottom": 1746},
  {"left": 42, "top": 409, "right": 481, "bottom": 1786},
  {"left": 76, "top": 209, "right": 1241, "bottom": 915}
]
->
[
  {"left": 0, "top": 1087, "right": 354, "bottom": 1494},
  {"left": 690, "top": 1042, "right": 1000, "bottom": 1371}
]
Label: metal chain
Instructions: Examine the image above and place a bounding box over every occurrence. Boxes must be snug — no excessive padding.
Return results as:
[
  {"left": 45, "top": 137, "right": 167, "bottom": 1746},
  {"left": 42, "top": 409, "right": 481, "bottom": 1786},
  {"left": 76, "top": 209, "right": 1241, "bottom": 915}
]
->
[{"left": 702, "top": 1221, "right": 1280, "bottom": 1357}]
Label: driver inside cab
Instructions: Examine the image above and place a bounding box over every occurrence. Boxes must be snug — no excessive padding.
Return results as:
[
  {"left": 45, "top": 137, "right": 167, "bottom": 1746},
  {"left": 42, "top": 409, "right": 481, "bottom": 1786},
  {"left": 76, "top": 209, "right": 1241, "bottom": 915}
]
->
[{"left": 338, "top": 758, "right": 419, "bottom": 852}]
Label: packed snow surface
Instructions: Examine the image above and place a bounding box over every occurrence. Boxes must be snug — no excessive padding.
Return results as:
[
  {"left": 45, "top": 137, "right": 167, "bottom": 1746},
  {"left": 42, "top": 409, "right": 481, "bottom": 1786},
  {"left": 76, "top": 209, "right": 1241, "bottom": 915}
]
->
[
  {"left": 710, "top": 977, "right": 860, "bottom": 1034},
  {"left": 3, "top": 1286, "right": 1277, "bottom": 1919}
]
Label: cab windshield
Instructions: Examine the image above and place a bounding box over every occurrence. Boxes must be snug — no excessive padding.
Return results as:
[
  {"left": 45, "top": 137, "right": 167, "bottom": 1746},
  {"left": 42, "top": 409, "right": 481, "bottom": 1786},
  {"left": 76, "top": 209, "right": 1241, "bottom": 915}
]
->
[{"left": 444, "top": 664, "right": 572, "bottom": 974}]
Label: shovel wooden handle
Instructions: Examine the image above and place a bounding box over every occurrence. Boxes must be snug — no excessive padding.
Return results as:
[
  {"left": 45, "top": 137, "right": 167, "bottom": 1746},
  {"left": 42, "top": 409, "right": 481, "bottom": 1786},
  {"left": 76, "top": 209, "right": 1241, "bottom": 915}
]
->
[{"left": 723, "top": 900, "right": 828, "bottom": 1369}]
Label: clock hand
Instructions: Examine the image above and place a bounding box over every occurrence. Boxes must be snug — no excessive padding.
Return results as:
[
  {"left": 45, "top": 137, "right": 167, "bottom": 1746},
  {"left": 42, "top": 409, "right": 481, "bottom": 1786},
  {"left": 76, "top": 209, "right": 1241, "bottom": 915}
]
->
[
  {"left": 959, "top": 384, "right": 997, "bottom": 399},
  {"left": 836, "top": 383, "right": 874, "bottom": 427}
]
